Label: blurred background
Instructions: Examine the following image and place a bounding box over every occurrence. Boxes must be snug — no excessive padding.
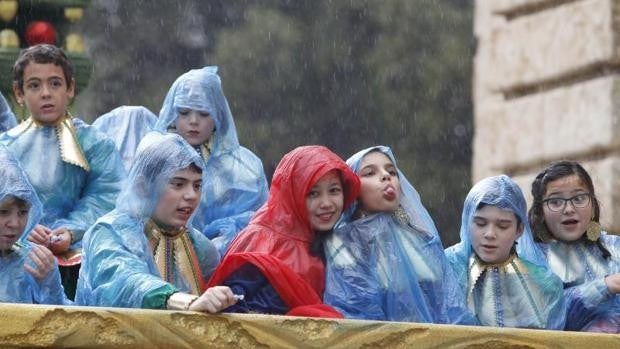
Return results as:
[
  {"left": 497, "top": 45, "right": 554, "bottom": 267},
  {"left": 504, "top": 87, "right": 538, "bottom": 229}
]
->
[{"left": 3, "top": 0, "right": 474, "bottom": 246}]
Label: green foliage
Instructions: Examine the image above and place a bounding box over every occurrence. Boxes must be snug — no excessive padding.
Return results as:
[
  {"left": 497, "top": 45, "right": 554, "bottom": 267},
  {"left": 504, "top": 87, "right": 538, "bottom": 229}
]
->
[{"left": 76, "top": 0, "right": 473, "bottom": 245}]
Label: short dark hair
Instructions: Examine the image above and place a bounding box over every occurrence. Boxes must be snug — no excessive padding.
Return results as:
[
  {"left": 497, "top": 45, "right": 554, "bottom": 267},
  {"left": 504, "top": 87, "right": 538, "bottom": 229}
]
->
[
  {"left": 0, "top": 195, "right": 31, "bottom": 211},
  {"left": 13, "top": 44, "right": 74, "bottom": 93}
]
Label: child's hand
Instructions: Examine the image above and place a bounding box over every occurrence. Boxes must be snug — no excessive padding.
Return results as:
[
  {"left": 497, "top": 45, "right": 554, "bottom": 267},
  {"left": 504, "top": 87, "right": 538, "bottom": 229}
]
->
[
  {"left": 28, "top": 224, "right": 52, "bottom": 246},
  {"left": 49, "top": 228, "right": 72, "bottom": 255},
  {"left": 189, "top": 286, "right": 238, "bottom": 313},
  {"left": 604, "top": 273, "right": 620, "bottom": 294},
  {"left": 24, "top": 244, "right": 56, "bottom": 283}
]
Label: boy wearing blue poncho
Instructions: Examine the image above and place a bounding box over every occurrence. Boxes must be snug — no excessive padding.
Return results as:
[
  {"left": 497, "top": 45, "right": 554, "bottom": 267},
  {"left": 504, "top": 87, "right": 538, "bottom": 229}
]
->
[
  {"left": 92, "top": 105, "right": 157, "bottom": 172},
  {"left": 155, "top": 67, "right": 268, "bottom": 255},
  {"left": 445, "top": 175, "right": 566, "bottom": 329},
  {"left": 0, "top": 144, "right": 68, "bottom": 305},
  {"left": 0, "top": 45, "right": 125, "bottom": 298},
  {"left": 76, "top": 132, "right": 237, "bottom": 313},
  {"left": 324, "top": 146, "right": 476, "bottom": 324}
]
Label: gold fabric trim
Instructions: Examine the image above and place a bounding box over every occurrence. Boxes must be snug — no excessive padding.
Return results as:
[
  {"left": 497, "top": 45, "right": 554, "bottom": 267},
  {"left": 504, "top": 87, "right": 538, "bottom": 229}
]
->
[
  {"left": 145, "top": 220, "right": 204, "bottom": 295},
  {"left": 8, "top": 115, "right": 90, "bottom": 171}
]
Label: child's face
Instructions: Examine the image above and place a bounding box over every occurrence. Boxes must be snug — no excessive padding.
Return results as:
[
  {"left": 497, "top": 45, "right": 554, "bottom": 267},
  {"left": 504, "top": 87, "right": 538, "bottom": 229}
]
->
[
  {"left": 152, "top": 167, "right": 202, "bottom": 229},
  {"left": 471, "top": 205, "right": 522, "bottom": 264},
  {"left": 357, "top": 151, "right": 401, "bottom": 214},
  {"left": 174, "top": 108, "right": 215, "bottom": 146},
  {"left": 542, "top": 174, "right": 593, "bottom": 242},
  {"left": 305, "top": 170, "right": 344, "bottom": 232},
  {"left": 14, "top": 62, "right": 74, "bottom": 125},
  {"left": 0, "top": 199, "right": 29, "bottom": 251}
]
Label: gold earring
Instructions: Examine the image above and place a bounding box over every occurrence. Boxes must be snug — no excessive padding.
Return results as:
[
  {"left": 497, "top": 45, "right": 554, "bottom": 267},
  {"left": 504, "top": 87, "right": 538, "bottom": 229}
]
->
[{"left": 586, "top": 221, "right": 602, "bottom": 241}]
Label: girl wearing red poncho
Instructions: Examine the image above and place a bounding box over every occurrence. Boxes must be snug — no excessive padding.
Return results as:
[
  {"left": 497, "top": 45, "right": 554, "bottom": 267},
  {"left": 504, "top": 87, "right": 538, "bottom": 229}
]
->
[{"left": 207, "top": 145, "right": 360, "bottom": 317}]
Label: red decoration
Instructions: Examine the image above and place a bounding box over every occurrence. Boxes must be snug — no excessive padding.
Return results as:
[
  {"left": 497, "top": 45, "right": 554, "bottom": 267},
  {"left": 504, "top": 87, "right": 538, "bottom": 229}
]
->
[{"left": 25, "top": 21, "right": 57, "bottom": 46}]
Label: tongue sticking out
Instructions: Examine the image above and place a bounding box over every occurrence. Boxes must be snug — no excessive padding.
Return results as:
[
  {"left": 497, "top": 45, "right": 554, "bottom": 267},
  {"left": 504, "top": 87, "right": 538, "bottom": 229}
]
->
[{"left": 384, "top": 187, "right": 396, "bottom": 200}]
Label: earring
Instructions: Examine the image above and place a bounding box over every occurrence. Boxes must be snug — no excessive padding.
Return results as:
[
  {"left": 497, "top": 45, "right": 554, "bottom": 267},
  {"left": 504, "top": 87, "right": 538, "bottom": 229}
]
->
[{"left": 586, "top": 221, "right": 602, "bottom": 241}]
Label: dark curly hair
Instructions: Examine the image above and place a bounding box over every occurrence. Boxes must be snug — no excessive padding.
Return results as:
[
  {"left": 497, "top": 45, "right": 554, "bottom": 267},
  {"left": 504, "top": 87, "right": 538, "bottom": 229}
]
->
[{"left": 528, "top": 160, "right": 609, "bottom": 258}]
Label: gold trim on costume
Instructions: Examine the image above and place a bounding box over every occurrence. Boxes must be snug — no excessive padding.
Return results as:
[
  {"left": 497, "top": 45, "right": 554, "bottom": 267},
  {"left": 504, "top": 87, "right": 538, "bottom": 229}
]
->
[
  {"left": 145, "top": 220, "right": 205, "bottom": 295},
  {"left": 7, "top": 114, "right": 90, "bottom": 171}
]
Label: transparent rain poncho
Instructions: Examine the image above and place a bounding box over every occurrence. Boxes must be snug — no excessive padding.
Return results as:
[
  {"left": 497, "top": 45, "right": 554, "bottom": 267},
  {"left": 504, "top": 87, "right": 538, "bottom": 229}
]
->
[
  {"left": 324, "top": 146, "right": 477, "bottom": 324},
  {"left": 76, "top": 132, "right": 219, "bottom": 308},
  {"left": 0, "top": 92, "right": 17, "bottom": 133},
  {"left": 0, "top": 116, "right": 125, "bottom": 248},
  {"left": 92, "top": 105, "right": 157, "bottom": 172},
  {"left": 155, "top": 66, "right": 268, "bottom": 255},
  {"left": 445, "top": 175, "right": 566, "bottom": 329},
  {"left": 0, "top": 144, "right": 67, "bottom": 304}
]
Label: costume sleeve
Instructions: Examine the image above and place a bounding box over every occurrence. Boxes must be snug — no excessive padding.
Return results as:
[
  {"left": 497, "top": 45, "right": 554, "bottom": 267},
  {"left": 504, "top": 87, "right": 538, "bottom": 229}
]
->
[
  {"left": 142, "top": 284, "right": 177, "bottom": 309},
  {"left": 76, "top": 221, "right": 175, "bottom": 308},
  {"left": 189, "top": 229, "right": 220, "bottom": 280},
  {"left": 563, "top": 278, "right": 613, "bottom": 330},
  {"left": 0, "top": 92, "right": 17, "bottom": 133},
  {"left": 29, "top": 260, "right": 71, "bottom": 305},
  {"left": 53, "top": 131, "right": 125, "bottom": 245}
]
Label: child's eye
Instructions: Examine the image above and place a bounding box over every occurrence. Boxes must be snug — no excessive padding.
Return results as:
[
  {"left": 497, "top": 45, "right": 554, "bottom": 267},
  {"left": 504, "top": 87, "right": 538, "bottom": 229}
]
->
[
  {"left": 329, "top": 187, "right": 342, "bottom": 194},
  {"left": 0, "top": 209, "right": 9, "bottom": 216},
  {"left": 361, "top": 170, "right": 374, "bottom": 177},
  {"left": 199, "top": 112, "right": 210, "bottom": 117},
  {"left": 50, "top": 79, "right": 64, "bottom": 88},
  {"left": 307, "top": 190, "right": 319, "bottom": 198},
  {"left": 26, "top": 82, "right": 40, "bottom": 90},
  {"left": 178, "top": 108, "right": 190, "bottom": 116},
  {"left": 389, "top": 170, "right": 397, "bottom": 176},
  {"left": 194, "top": 183, "right": 202, "bottom": 191},
  {"left": 18, "top": 210, "right": 29, "bottom": 217}
]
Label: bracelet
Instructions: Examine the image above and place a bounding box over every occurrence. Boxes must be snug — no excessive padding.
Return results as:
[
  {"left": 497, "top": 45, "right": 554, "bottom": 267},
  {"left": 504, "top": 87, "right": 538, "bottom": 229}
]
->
[{"left": 166, "top": 292, "right": 199, "bottom": 311}]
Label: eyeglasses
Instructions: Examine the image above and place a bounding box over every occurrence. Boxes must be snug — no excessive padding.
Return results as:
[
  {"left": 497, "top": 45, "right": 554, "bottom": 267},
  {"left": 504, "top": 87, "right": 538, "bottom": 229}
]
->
[{"left": 542, "top": 193, "right": 592, "bottom": 212}]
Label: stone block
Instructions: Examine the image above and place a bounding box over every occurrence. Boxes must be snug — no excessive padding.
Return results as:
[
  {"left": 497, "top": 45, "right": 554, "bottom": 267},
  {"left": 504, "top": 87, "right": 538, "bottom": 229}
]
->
[
  {"left": 479, "top": 0, "right": 618, "bottom": 92},
  {"left": 473, "top": 75, "right": 620, "bottom": 177}
]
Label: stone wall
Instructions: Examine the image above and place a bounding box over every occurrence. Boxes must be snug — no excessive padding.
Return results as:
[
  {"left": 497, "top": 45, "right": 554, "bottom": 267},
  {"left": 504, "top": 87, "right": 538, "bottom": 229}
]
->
[
  {"left": 0, "top": 303, "right": 618, "bottom": 348},
  {"left": 474, "top": 0, "right": 620, "bottom": 232}
]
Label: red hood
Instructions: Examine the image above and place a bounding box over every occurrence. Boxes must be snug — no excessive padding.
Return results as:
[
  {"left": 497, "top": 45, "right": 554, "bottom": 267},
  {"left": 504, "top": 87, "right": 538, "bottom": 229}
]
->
[{"left": 225, "top": 145, "right": 360, "bottom": 295}]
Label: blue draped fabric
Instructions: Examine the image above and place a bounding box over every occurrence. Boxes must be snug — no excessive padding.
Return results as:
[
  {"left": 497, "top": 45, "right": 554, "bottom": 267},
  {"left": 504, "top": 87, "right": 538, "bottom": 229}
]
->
[
  {"left": 0, "top": 144, "right": 67, "bottom": 304},
  {"left": 76, "top": 132, "right": 219, "bottom": 308},
  {"left": 445, "top": 175, "right": 565, "bottom": 329},
  {"left": 539, "top": 234, "right": 620, "bottom": 332},
  {"left": 92, "top": 105, "right": 157, "bottom": 172},
  {"left": 0, "top": 117, "right": 125, "bottom": 248},
  {"left": 0, "top": 92, "right": 17, "bottom": 133},
  {"left": 155, "top": 66, "right": 268, "bottom": 255},
  {"left": 324, "top": 145, "right": 477, "bottom": 324}
]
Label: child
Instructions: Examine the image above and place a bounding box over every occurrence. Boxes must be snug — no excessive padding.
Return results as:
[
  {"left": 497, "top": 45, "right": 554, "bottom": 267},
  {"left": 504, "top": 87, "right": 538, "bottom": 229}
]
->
[
  {"left": 446, "top": 175, "right": 565, "bottom": 329},
  {"left": 0, "top": 91, "right": 17, "bottom": 133},
  {"left": 0, "top": 44, "right": 125, "bottom": 298},
  {"left": 92, "top": 105, "right": 157, "bottom": 171},
  {"left": 207, "top": 145, "right": 360, "bottom": 317},
  {"left": 155, "top": 66, "right": 268, "bottom": 255},
  {"left": 0, "top": 144, "right": 67, "bottom": 305},
  {"left": 529, "top": 161, "right": 619, "bottom": 332},
  {"left": 324, "top": 146, "right": 476, "bottom": 324},
  {"left": 77, "top": 132, "right": 236, "bottom": 313}
]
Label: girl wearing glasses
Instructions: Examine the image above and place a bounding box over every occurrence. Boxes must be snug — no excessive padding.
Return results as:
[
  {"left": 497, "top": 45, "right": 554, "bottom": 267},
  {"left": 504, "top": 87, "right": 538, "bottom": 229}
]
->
[{"left": 529, "top": 160, "right": 619, "bottom": 333}]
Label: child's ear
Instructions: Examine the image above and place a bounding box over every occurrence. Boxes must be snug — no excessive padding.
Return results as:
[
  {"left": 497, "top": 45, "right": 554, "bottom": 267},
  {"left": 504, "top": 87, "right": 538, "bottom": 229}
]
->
[
  {"left": 516, "top": 223, "right": 525, "bottom": 239},
  {"left": 67, "top": 78, "right": 75, "bottom": 99},
  {"left": 12, "top": 82, "right": 24, "bottom": 105}
]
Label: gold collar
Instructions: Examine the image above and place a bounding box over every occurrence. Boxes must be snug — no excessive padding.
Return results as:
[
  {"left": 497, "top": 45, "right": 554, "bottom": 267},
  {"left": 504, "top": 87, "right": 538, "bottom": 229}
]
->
[
  {"left": 144, "top": 220, "right": 205, "bottom": 295},
  {"left": 8, "top": 114, "right": 90, "bottom": 171}
]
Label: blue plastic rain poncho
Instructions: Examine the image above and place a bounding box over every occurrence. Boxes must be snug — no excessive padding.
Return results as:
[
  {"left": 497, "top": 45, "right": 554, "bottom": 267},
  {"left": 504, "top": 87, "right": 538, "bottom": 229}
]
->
[
  {"left": 540, "top": 233, "right": 620, "bottom": 332},
  {"left": 0, "top": 91, "right": 17, "bottom": 133},
  {"left": 76, "top": 132, "right": 220, "bottom": 309},
  {"left": 0, "top": 144, "right": 67, "bottom": 304},
  {"left": 0, "top": 115, "right": 125, "bottom": 250},
  {"left": 445, "top": 175, "right": 566, "bottom": 329},
  {"left": 155, "top": 66, "right": 268, "bottom": 254},
  {"left": 92, "top": 105, "right": 157, "bottom": 172},
  {"left": 324, "top": 146, "right": 477, "bottom": 324}
]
